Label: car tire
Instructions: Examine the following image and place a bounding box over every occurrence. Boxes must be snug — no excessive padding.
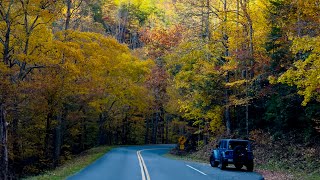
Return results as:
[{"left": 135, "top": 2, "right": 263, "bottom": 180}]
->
[
  {"left": 235, "top": 163, "right": 243, "bottom": 170},
  {"left": 219, "top": 156, "right": 227, "bottom": 170},
  {"left": 233, "top": 145, "right": 247, "bottom": 161},
  {"left": 210, "top": 155, "right": 219, "bottom": 167},
  {"left": 246, "top": 161, "right": 254, "bottom": 172}
]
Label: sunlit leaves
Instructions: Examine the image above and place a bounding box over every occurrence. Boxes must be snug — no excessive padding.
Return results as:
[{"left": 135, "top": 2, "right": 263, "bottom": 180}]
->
[
  {"left": 278, "top": 36, "right": 320, "bottom": 105},
  {"left": 165, "top": 40, "right": 224, "bottom": 133}
]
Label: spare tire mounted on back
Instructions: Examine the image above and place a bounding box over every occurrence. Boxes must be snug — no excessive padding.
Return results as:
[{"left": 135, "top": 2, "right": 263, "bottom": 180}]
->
[{"left": 233, "top": 145, "right": 247, "bottom": 164}]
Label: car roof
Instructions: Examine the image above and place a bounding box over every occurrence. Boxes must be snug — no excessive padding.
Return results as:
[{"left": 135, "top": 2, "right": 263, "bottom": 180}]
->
[{"left": 220, "top": 139, "right": 249, "bottom": 142}]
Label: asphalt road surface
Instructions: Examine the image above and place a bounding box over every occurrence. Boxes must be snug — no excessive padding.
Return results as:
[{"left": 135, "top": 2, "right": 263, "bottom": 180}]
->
[{"left": 68, "top": 145, "right": 264, "bottom": 180}]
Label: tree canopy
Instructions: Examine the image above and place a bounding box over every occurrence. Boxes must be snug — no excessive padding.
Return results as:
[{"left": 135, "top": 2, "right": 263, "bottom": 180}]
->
[{"left": 0, "top": 0, "right": 319, "bottom": 178}]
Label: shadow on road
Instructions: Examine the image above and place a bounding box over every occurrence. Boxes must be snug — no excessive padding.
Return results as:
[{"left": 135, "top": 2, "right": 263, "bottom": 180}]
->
[{"left": 217, "top": 166, "right": 253, "bottom": 172}]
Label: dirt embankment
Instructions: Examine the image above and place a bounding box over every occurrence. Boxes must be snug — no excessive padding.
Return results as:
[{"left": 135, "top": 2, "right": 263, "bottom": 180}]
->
[{"left": 172, "top": 130, "right": 320, "bottom": 180}]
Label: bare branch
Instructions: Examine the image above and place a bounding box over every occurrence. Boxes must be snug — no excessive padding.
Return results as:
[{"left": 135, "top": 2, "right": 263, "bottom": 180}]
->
[
  {"left": 0, "top": 37, "right": 4, "bottom": 45},
  {"left": 21, "top": 64, "right": 46, "bottom": 80},
  {"left": 70, "top": 0, "right": 83, "bottom": 17},
  {"left": 29, "top": 15, "right": 40, "bottom": 32}
]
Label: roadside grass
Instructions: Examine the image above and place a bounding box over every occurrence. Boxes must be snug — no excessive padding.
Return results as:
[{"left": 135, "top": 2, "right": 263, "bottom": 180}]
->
[
  {"left": 24, "top": 146, "right": 115, "bottom": 180},
  {"left": 164, "top": 152, "right": 320, "bottom": 180},
  {"left": 163, "top": 153, "right": 208, "bottom": 164},
  {"left": 256, "top": 161, "right": 320, "bottom": 180}
]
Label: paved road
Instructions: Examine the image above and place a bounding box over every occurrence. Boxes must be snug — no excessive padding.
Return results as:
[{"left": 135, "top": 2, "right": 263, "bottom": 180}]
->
[{"left": 68, "top": 145, "right": 264, "bottom": 180}]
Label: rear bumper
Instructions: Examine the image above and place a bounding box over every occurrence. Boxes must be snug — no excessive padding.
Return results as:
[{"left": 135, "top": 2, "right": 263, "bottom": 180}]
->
[
  {"left": 227, "top": 159, "right": 234, "bottom": 163},
  {"left": 224, "top": 156, "right": 253, "bottom": 165}
]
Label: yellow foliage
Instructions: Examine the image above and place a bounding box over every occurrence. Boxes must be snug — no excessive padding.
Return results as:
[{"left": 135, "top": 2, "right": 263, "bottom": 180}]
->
[
  {"left": 278, "top": 36, "right": 320, "bottom": 105},
  {"left": 225, "top": 80, "right": 246, "bottom": 88},
  {"left": 208, "top": 106, "right": 223, "bottom": 133}
]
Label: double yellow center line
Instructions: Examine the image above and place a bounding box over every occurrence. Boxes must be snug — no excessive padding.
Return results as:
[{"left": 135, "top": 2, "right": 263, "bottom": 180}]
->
[
  {"left": 137, "top": 148, "right": 171, "bottom": 180},
  {"left": 137, "top": 150, "right": 150, "bottom": 180}
]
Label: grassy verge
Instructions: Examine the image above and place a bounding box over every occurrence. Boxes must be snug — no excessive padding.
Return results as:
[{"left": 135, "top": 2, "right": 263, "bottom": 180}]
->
[
  {"left": 24, "top": 146, "right": 115, "bottom": 180},
  {"left": 256, "top": 161, "right": 320, "bottom": 180},
  {"left": 163, "top": 153, "right": 207, "bottom": 164},
  {"left": 164, "top": 152, "right": 320, "bottom": 180}
]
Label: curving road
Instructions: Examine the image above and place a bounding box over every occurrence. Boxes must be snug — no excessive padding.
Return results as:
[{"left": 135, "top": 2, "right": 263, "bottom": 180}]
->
[{"left": 68, "top": 145, "right": 264, "bottom": 180}]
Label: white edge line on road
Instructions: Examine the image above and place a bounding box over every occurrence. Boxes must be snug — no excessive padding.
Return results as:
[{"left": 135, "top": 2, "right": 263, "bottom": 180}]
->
[
  {"left": 137, "top": 151, "right": 146, "bottom": 180},
  {"left": 186, "top": 164, "right": 207, "bottom": 176}
]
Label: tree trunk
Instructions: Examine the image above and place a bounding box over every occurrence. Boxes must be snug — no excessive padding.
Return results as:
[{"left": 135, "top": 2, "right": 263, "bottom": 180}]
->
[
  {"left": 44, "top": 107, "right": 53, "bottom": 162},
  {"left": 98, "top": 101, "right": 115, "bottom": 145},
  {"left": 65, "top": 0, "right": 72, "bottom": 31},
  {"left": 296, "top": 1, "right": 301, "bottom": 37},
  {"left": 12, "top": 101, "right": 20, "bottom": 164},
  {"left": 3, "top": 21, "right": 11, "bottom": 66},
  {"left": 53, "top": 110, "right": 63, "bottom": 167},
  {"left": 223, "top": 0, "right": 231, "bottom": 135},
  {"left": 152, "top": 112, "right": 159, "bottom": 144},
  {"left": 98, "top": 113, "right": 106, "bottom": 145},
  {"left": 165, "top": 115, "right": 169, "bottom": 144},
  {"left": 117, "top": 8, "right": 128, "bottom": 43},
  {"left": 122, "top": 114, "right": 128, "bottom": 144},
  {"left": 225, "top": 73, "right": 231, "bottom": 135},
  {"left": 2, "top": 0, "right": 13, "bottom": 66},
  {"left": 204, "top": 0, "right": 210, "bottom": 40},
  {"left": 240, "top": 0, "right": 254, "bottom": 137},
  {"left": 160, "top": 108, "right": 165, "bottom": 144},
  {"left": 0, "top": 103, "right": 8, "bottom": 180},
  {"left": 80, "top": 116, "right": 86, "bottom": 151},
  {"left": 145, "top": 117, "right": 149, "bottom": 144}
]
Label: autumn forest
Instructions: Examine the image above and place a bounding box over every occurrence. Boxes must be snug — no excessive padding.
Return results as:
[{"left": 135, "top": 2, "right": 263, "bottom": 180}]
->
[{"left": 0, "top": 0, "right": 319, "bottom": 179}]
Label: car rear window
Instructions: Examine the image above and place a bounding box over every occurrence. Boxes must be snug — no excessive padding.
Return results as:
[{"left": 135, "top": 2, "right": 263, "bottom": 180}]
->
[{"left": 229, "top": 141, "right": 249, "bottom": 150}]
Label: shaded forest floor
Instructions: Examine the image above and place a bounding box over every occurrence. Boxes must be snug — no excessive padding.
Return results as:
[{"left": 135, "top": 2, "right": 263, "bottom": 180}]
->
[
  {"left": 169, "top": 131, "right": 320, "bottom": 180},
  {"left": 24, "top": 146, "right": 115, "bottom": 180}
]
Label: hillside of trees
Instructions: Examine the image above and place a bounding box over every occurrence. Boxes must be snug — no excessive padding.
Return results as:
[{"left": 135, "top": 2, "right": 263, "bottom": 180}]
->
[{"left": 0, "top": 0, "right": 319, "bottom": 179}]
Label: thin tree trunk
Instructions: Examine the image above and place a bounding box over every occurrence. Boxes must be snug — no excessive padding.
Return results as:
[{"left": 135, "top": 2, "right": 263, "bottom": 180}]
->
[
  {"left": 122, "top": 114, "right": 128, "bottom": 144},
  {"left": 165, "top": 115, "right": 169, "bottom": 144},
  {"left": 65, "top": 0, "right": 72, "bottom": 31},
  {"left": 3, "top": 19, "right": 11, "bottom": 65},
  {"left": 205, "top": 0, "right": 210, "bottom": 40},
  {"left": 160, "top": 108, "right": 165, "bottom": 144},
  {"left": 240, "top": 0, "right": 254, "bottom": 137},
  {"left": 296, "top": 1, "right": 301, "bottom": 37},
  {"left": 44, "top": 110, "right": 53, "bottom": 161},
  {"left": 0, "top": 103, "right": 9, "bottom": 180},
  {"left": 145, "top": 117, "right": 149, "bottom": 144},
  {"left": 153, "top": 113, "right": 157, "bottom": 144},
  {"left": 8, "top": 98, "right": 22, "bottom": 175},
  {"left": 98, "top": 113, "right": 106, "bottom": 145},
  {"left": 225, "top": 72, "right": 231, "bottom": 135},
  {"left": 12, "top": 100, "right": 20, "bottom": 165},
  {"left": 53, "top": 110, "right": 63, "bottom": 167},
  {"left": 152, "top": 112, "right": 159, "bottom": 144},
  {"left": 80, "top": 116, "right": 86, "bottom": 150},
  {"left": 223, "top": 0, "right": 231, "bottom": 135}
]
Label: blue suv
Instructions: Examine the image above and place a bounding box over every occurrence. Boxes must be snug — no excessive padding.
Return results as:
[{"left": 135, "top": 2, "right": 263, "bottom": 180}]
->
[{"left": 210, "top": 139, "right": 254, "bottom": 171}]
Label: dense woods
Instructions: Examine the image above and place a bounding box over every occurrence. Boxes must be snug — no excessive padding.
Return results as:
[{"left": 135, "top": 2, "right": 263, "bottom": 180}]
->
[{"left": 0, "top": 0, "right": 319, "bottom": 179}]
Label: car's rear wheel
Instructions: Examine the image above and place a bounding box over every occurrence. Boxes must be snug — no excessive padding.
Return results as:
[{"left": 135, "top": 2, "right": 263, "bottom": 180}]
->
[
  {"left": 210, "top": 155, "right": 219, "bottom": 167},
  {"left": 235, "top": 163, "right": 243, "bottom": 170},
  {"left": 246, "top": 161, "right": 254, "bottom": 172}
]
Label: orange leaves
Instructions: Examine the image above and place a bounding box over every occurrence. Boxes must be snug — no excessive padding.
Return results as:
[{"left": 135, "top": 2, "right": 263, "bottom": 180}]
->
[
  {"left": 140, "top": 25, "right": 184, "bottom": 58},
  {"left": 145, "top": 65, "right": 169, "bottom": 109},
  {"left": 146, "top": 66, "right": 168, "bottom": 90}
]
